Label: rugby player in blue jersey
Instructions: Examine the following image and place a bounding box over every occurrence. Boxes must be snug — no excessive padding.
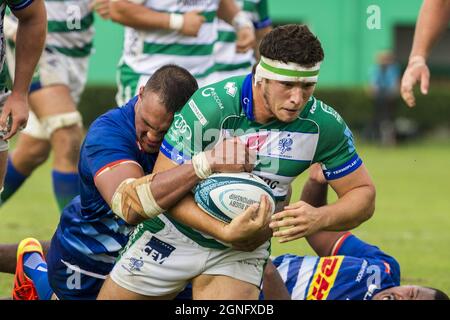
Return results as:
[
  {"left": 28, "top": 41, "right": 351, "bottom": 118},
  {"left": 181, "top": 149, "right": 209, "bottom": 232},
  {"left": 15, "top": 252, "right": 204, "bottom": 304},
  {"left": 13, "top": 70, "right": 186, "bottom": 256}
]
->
[
  {"left": 263, "top": 164, "right": 449, "bottom": 300},
  {"left": 7, "top": 64, "right": 271, "bottom": 300}
]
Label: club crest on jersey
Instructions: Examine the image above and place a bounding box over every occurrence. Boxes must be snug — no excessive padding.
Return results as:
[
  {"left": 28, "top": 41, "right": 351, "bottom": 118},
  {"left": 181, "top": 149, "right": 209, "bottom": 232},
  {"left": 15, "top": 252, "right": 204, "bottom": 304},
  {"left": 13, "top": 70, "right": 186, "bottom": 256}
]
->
[
  {"left": 143, "top": 236, "right": 176, "bottom": 265},
  {"left": 224, "top": 82, "right": 237, "bottom": 97},
  {"left": 128, "top": 257, "right": 144, "bottom": 272},
  {"left": 278, "top": 137, "right": 293, "bottom": 155}
]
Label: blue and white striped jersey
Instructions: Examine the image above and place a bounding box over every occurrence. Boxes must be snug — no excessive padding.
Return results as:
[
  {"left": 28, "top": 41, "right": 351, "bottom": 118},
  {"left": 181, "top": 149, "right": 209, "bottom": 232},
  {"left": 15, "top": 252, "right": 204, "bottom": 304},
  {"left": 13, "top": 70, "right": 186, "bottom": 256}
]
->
[
  {"left": 54, "top": 97, "right": 158, "bottom": 276},
  {"left": 270, "top": 234, "right": 401, "bottom": 300}
]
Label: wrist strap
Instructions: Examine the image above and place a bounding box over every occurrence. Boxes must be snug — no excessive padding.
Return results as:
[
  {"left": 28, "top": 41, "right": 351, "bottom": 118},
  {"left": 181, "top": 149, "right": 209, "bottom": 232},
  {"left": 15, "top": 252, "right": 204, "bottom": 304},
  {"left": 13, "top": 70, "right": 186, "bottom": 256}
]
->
[
  {"left": 169, "top": 13, "right": 184, "bottom": 31},
  {"left": 192, "top": 152, "right": 212, "bottom": 180},
  {"left": 232, "top": 11, "right": 254, "bottom": 31}
]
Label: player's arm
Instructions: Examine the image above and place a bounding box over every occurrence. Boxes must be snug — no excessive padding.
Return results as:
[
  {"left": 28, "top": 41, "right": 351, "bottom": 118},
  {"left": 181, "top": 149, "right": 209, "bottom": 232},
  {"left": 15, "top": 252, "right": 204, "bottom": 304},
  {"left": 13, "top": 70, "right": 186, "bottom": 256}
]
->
[
  {"left": 401, "top": 0, "right": 450, "bottom": 107},
  {"left": 218, "top": 0, "right": 255, "bottom": 53},
  {"left": 262, "top": 260, "right": 291, "bottom": 300},
  {"left": 0, "top": 0, "right": 46, "bottom": 140},
  {"left": 95, "top": 161, "right": 199, "bottom": 225},
  {"left": 153, "top": 152, "right": 273, "bottom": 250},
  {"left": 271, "top": 163, "right": 375, "bottom": 243},
  {"left": 95, "top": 138, "right": 255, "bottom": 225},
  {"left": 109, "top": 0, "right": 205, "bottom": 36}
]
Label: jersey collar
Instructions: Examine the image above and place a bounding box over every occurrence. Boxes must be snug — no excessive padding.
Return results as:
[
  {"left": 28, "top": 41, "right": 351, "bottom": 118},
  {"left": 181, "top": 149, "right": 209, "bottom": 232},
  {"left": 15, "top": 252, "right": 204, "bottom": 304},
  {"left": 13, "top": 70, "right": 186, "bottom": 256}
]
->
[{"left": 240, "top": 73, "right": 255, "bottom": 121}]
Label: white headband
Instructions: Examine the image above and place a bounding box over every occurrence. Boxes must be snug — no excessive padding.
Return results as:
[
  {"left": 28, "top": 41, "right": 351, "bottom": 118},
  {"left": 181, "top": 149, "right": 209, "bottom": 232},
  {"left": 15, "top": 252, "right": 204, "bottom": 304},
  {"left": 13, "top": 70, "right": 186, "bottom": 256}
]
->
[{"left": 255, "top": 56, "right": 321, "bottom": 83}]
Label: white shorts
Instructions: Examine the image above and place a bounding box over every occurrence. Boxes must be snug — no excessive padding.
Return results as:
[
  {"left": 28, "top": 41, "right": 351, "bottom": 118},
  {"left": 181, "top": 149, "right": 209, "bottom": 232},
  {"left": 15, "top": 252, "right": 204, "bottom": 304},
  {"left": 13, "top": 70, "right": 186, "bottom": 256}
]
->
[
  {"left": 7, "top": 46, "right": 88, "bottom": 140},
  {"left": 110, "top": 218, "right": 270, "bottom": 297}
]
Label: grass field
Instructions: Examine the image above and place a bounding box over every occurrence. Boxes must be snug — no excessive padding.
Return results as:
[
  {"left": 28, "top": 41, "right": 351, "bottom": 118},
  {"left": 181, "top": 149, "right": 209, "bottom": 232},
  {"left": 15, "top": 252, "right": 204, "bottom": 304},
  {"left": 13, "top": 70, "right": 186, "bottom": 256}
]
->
[{"left": 0, "top": 138, "right": 449, "bottom": 297}]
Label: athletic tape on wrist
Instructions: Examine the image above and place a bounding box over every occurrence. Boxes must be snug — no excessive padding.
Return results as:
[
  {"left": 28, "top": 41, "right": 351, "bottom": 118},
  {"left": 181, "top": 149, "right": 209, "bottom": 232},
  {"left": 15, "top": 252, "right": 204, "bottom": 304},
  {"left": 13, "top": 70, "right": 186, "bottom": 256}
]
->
[
  {"left": 192, "top": 152, "right": 212, "bottom": 180},
  {"left": 169, "top": 13, "right": 184, "bottom": 31},
  {"left": 232, "top": 11, "right": 254, "bottom": 31},
  {"left": 111, "top": 175, "right": 164, "bottom": 222}
]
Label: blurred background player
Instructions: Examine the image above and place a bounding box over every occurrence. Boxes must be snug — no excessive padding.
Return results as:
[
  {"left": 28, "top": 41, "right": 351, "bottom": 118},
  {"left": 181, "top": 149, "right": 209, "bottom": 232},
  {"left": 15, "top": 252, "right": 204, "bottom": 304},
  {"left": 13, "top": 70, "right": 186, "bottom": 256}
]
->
[
  {"left": 1, "top": 0, "right": 98, "bottom": 210},
  {"left": 400, "top": 0, "right": 450, "bottom": 107},
  {"left": 367, "top": 50, "right": 400, "bottom": 146},
  {"left": 110, "top": 0, "right": 256, "bottom": 106},
  {"left": 0, "top": 0, "right": 46, "bottom": 202},
  {"left": 205, "top": 0, "right": 272, "bottom": 84}
]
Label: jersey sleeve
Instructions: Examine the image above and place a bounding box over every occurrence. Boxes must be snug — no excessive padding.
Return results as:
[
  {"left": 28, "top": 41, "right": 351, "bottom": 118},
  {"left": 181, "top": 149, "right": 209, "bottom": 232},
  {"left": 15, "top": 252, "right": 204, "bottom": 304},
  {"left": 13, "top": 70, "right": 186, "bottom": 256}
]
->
[
  {"left": 84, "top": 118, "right": 141, "bottom": 178},
  {"left": 253, "top": 0, "right": 272, "bottom": 29},
  {"left": 7, "top": 0, "right": 34, "bottom": 11},
  {"left": 333, "top": 233, "right": 401, "bottom": 284},
  {"left": 312, "top": 101, "right": 363, "bottom": 180},
  {"left": 161, "top": 88, "right": 225, "bottom": 165}
]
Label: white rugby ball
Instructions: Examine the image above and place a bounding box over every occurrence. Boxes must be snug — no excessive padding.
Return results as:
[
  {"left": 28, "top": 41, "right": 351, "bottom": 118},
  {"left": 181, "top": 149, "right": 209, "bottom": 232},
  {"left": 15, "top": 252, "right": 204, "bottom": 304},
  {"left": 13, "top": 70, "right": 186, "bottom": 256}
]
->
[{"left": 194, "top": 172, "right": 276, "bottom": 223}]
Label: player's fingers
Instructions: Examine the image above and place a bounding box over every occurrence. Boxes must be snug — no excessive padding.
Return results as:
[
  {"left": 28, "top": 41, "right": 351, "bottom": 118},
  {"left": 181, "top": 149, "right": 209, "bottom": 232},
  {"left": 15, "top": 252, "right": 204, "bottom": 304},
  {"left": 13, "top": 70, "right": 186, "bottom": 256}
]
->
[
  {"left": 420, "top": 69, "right": 430, "bottom": 95},
  {"left": 278, "top": 233, "right": 305, "bottom": 243},
  {"left": 0, "top": 105, "right": 9, "bottom": 128},
  {"left": 3, "top": 118, "right": 19, "bottom": 140},
  {"left": 273, "top": 225, "right": 305, "bottom": 239},
  {"left": 400, "top": 81, "right": 415, "bottom": 108},
  {"left": 269, "top": 216, "right": 297, "bottom": 229},
  {"left": 255, "top": 195, "right": 268, "bottom": 225},
  {"left": 283, "top": 201, "right": 306, "bottom": 210}
]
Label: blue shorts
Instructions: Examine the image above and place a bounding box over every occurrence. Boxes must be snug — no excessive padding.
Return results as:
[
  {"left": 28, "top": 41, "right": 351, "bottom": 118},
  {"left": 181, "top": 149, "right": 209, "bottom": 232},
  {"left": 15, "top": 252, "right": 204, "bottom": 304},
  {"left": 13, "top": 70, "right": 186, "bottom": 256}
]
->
[{"left": 46, "top": 233, "right": 106, "bottom": 300}]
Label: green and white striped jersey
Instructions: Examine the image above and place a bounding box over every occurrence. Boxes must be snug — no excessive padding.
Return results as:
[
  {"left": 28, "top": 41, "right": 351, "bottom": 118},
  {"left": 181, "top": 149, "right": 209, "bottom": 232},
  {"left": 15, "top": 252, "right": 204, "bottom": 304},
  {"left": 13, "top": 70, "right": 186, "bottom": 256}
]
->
[
  {"left": 45, "top": 0, "right": 94, "bottom": 57},
  {"left": 0, "top": 0, "right": 35, "bottom": 90},
  {"left": 154, "top": 74, "right": 363, "bottom": 249},
  {"left": 207, "top": 0, "right": 271, "bottom": 83},
  {"left": 121, "top": 0, "right": 220, "bottom": 86}
]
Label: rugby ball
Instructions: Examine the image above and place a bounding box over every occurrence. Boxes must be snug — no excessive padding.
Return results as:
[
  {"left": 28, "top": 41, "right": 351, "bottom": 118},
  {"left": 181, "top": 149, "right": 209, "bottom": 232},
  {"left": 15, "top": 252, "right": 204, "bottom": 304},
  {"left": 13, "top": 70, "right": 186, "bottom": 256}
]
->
[{"left": 194, "top": 172, "right": 276, "bottom": 223}]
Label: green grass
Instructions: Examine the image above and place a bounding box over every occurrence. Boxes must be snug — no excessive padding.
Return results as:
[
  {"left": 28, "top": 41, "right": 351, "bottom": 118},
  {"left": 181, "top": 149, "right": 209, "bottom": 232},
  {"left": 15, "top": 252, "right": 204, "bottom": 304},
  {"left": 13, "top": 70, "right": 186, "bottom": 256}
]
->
[{"left": 1, "top": 139, "right": 449, "bottom": 297}]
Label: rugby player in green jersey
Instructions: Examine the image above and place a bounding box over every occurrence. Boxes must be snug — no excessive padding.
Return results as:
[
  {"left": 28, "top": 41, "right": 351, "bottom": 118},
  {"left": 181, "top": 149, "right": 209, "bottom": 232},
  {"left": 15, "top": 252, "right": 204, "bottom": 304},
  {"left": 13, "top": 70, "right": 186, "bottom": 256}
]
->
[
  {"left": 98, "top": 24, "right": 376, "bottom": 300},
  {"left": 0, "top": 0, "right": 46, "bottom": 199}
]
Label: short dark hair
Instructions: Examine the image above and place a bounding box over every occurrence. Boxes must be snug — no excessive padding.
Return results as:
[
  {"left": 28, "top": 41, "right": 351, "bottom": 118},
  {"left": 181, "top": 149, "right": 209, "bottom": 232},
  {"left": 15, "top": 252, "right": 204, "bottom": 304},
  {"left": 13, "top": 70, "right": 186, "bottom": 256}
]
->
[
  {"left": 144, "top": 64, "right": 198, "bottom": 113},
  {"left": 427, "top": 287, "right": 449, "bottom": 300},
  {"left": 259, "top": 24, "right": 324, "bottom": 67}
]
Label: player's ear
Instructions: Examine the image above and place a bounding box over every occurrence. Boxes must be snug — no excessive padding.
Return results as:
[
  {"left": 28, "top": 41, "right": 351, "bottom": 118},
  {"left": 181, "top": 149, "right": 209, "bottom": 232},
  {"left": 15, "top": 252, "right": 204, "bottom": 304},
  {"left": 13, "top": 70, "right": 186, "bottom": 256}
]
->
[{"left": 138, "top": 86, "right": 145, "bottom": 101}]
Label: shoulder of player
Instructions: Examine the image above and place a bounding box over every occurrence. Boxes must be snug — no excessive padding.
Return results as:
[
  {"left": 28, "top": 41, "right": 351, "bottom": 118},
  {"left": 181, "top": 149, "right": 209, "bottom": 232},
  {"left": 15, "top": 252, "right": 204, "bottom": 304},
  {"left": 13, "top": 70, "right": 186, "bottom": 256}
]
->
[
  {"left": 188, "top": 76, "right": 245, "bottom": 118},
  {"left": 86, "top": 107, "right": 134, "bottom": 145},
  {"left": 302, "top": 96, "right": 347, "bottom": 133}
]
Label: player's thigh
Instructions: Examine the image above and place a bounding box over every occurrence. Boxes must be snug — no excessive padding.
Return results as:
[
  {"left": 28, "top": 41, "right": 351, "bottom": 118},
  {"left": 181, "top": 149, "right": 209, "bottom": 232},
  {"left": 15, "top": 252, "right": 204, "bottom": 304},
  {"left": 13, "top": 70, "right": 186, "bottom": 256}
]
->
[
  {"left": 29, "top": 84, "right": 77, "bottom": 118},
  {"left": 192, "top": 274, "right": 260, "bottom": 300},
  {"left": 97, "top": 276, "right": 178, "bottom": 300}
]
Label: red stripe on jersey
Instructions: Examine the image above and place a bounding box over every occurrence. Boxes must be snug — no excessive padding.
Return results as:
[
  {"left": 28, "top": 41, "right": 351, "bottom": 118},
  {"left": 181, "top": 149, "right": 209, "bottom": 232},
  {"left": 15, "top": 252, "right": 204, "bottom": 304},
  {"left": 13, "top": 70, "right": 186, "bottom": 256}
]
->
[
  {"left": 331, "top": 232, "right": 352, "bottom": 256},
  {"left": 94, "top": 160, "right": 141, "bottom": 178}
]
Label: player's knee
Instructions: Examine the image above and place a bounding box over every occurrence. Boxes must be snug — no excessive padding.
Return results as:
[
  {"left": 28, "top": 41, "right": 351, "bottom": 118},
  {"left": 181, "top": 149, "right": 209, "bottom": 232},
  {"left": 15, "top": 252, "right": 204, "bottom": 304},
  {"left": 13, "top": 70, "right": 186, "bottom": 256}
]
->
[{"left": 52, "top": 127, "right": 82, "bottom": 165}]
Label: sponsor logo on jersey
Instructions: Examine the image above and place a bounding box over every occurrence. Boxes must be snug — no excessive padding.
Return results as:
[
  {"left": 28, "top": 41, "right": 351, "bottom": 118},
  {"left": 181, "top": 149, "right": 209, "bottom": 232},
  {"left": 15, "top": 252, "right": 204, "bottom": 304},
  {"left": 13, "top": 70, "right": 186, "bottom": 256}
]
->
[
  {"left": 202, "top": 87, "right": 224, "bottom": 109},
  {"left": 173, "top": 114, "right": 192, "bottom": 140},
  {"left": 143, "top": 236, "right": 176, "bottom": 265},
  {"left": 224, "top": 82, "right": 237, "bottom": 97},
  {"left": 307, "top": 256, "right": 344, "bottom": 300},
  {"left": 320, "top": 101, "right": 342, "bottom": 123},
  {"left": 188, "top": 99, "right": 208, "bottom": 126}
]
